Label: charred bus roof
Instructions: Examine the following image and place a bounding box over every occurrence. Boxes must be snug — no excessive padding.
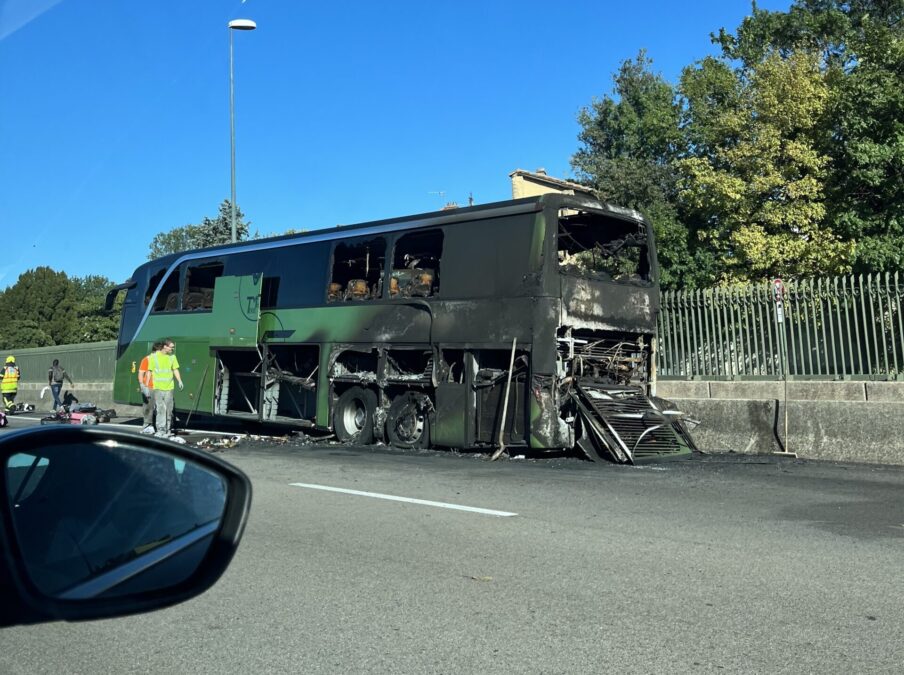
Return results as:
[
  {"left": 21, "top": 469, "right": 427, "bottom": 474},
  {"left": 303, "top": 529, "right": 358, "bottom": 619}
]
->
[{"left": 125, "top": 195, "right": 651, "bottom": 282}]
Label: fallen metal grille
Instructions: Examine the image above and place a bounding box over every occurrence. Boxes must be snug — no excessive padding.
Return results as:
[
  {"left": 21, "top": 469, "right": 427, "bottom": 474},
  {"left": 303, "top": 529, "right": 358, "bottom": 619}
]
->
[{"left": 572, "top": 384, "right": 690, "bottom": 463}]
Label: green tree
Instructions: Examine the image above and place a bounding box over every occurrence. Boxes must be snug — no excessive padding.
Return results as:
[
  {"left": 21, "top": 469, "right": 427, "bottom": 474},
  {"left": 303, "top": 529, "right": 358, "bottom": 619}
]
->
[
  {"left": 714, "top": 1, "right": 855, "bottom": 70},
  {"left": 0, "top": 267, "right": 78, "bottom": 346},
  {"left": 0, "top": 320, "right": 54, "bottom": 350},
  {"left": 572, "top": 1, "right": 903, "bottom": 286},
  {"left": 0, "top": 271, "right": 122, "bottom": 348},
  {"left": 677, "top": 52, "right": 852, "bottom": 280},
  {"left": 713, "top": 0, "right": 902, "bottom": 70},
  {"left": 71, "top": 275, "right": 122, "bottom": 342},
  {"left": 148, "top": 200, "right": 250, "bottom": 259},
  {"left": 828, "top": 16, "right": 904, "bottom": 270},
  {"left": 713, "top": 0, "right": 904, "bottom": 273}
]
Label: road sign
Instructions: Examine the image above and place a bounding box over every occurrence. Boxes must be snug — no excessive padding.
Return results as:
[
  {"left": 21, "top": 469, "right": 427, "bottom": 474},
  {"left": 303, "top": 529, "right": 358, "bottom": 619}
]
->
[{"left": 773, "top": 278, "right": 785, "bottom": 322}]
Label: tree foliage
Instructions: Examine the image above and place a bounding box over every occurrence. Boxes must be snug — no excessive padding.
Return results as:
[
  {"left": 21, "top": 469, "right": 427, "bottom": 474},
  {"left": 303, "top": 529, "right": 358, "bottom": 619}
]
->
[
  {"left": 0, "top": 267, "right": 78, "bottom": 347},
  {"left": 714, "top": 1, "right": 904, "bottom": 273},
  {"left": 148, "top": 200, "right": 250, "bottom": 259},
  {"left": 0, "top": 268, "right": 121, "bottom": 349},
  {"left": 678, "top": 52, "right": 853, "bottom": 280},
  {"left": 573, "top": 0, "right": 904, "bottom": 287},
  {"left": 0, "top": 320, "right": 54, "bottom": 350},
  {"left": 71, "top": 275, "right": 122, "bottom": 343},
  {"left": 828, "top": 15, "right": 904, "bottom": 270}
]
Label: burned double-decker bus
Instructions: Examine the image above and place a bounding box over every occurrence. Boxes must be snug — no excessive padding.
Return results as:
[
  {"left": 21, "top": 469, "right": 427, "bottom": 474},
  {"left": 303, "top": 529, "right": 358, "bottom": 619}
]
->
[{"left": 109, "top": 194, "right": 695, "bottom": 462}]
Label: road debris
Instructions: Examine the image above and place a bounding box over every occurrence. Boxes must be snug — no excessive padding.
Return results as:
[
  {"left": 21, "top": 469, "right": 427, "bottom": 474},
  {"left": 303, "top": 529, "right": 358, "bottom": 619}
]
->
[{"left": 194, "top": 435, "right": 243, "bottom": 451}]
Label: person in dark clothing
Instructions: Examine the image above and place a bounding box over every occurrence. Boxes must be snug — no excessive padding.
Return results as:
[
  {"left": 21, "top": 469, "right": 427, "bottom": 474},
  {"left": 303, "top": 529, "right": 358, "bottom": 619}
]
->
[{"left": 48, "top": 360, "right": 74, "bottom": 411}]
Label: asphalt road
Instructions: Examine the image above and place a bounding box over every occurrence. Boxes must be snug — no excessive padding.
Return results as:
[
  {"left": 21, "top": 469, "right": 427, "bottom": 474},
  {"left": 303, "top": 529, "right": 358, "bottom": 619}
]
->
[{"left": 1, "top": 421, "right": 903, "bottom": 673}]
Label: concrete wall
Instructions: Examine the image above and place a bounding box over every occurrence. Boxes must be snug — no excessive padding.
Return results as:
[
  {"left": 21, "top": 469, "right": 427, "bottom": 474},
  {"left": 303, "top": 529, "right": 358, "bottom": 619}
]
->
[
  {"left": 657, "top": 380, "right": 904, "bottom": 465},
  {"left": 5, "top": 341, "right": 117, "bottom": 384}
]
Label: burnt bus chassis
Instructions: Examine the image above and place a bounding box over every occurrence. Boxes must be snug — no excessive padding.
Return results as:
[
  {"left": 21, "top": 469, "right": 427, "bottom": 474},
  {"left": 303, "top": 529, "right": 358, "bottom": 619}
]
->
[{"left": 109, "top": 194, "right": 697, "bottom": 463}]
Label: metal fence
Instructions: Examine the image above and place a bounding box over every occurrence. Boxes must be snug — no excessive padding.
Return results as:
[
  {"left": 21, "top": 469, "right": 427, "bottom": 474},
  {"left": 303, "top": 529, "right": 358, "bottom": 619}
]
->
[{"left": 658, "top": 273, "right": 904, "bottom": 380}]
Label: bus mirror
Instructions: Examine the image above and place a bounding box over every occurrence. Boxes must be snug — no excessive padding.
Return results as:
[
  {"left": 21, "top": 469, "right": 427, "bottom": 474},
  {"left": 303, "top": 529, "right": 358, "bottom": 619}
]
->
[{"left": 104, "top": 281, "right": 135, "bottom": 312}]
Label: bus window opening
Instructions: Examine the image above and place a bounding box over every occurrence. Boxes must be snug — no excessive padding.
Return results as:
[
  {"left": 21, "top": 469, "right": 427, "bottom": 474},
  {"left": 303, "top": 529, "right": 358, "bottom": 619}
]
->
[
  {"left": 328, "top": 238, "right": 386, "bottom": 302},
  {"left": 390, "top": 229, "right": 442, "bottom": 298},
  {"left": 557, "top": 209, "right": 651, "bottom": 284},
  {"left": 145, "top": 269, "right": 165, "bottom": 307},
  {"left": 152, "top": 270, "right": 181, "bottom": 312},
  {"left": 182, "top": 261, "right": 224, "bottom": 311}
]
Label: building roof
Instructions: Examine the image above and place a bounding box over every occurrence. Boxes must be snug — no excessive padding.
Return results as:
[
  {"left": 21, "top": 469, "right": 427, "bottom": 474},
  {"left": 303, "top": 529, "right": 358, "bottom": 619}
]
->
[{"left": 509, "top": 168, "right": 595, "bottom": 199}]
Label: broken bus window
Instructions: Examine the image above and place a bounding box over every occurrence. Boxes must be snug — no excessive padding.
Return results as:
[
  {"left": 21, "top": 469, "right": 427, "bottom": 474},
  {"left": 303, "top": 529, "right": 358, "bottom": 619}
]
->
[
  {"left": 328, "top": 238, "right": 386, "bottom": 302},
  {"left": 557, "top": 209, "right": 651, "bottom": 284},
  {"left": 152, "top": 269, "right": 181, "bottom": 312},
  {"left": 390, "top": 229, "right": 442, "bottom": 298},
  {"left": 182, "top": 260, "right": 224, "bottom": 311}
]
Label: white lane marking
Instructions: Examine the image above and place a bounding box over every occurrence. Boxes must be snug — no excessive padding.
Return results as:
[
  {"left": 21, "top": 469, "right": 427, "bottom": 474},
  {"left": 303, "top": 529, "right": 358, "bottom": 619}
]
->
[{"left": 289, "top": 482, "right": 517, "bottom": 517}]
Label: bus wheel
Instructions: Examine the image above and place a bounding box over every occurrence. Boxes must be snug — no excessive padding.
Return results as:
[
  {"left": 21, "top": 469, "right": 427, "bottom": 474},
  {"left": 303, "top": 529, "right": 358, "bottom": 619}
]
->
[
  {"left": 386, "top": 392, "right": 431, "bottom": 449},
  {"left": 334, "top": 386, "right": 377, "bottom": 444}
]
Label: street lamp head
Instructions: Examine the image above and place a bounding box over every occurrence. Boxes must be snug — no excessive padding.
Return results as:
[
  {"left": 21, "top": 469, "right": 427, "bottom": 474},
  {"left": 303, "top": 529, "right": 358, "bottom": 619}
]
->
[{"left": 228, "top": 19, "right": 257, "bottom": 31}]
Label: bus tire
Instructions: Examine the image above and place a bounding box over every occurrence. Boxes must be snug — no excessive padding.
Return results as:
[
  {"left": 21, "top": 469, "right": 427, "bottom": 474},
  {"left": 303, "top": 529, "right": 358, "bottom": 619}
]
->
[
  {"left": 385, "top": 392, "right": 431, "bottom": 449},
  {"left": 333, "top": 386, "right": 377, "bottom": 444}
]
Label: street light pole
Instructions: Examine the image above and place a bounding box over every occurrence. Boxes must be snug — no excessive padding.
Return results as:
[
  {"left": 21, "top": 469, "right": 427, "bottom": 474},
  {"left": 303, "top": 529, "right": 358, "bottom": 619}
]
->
[{"left": 228, "top": 19, "right": 257, "bottom": 243}]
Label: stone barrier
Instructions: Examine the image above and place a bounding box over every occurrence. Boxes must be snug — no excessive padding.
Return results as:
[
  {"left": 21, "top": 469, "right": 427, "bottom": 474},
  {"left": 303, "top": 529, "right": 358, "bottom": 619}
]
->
[{"left": 657, "top": 380, "right": 904, "bottom": 465}]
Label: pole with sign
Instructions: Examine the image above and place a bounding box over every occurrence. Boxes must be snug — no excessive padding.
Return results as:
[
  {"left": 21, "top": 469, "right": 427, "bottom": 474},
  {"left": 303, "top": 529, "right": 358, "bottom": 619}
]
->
[{"left": 772, "top": 279, "right": 794, "bottom": 456}]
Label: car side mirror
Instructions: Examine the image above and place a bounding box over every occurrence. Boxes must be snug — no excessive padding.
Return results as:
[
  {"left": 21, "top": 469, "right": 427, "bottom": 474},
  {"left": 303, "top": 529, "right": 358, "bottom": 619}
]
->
[{"left": 0, "top": 426, "right": 251, "bottom": 626}]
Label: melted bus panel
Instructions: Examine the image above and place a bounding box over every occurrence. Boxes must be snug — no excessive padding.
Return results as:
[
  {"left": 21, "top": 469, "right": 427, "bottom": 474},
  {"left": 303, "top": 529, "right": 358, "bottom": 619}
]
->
[{"left": 110, "top": 195, "right": 696, "bottom": 462}]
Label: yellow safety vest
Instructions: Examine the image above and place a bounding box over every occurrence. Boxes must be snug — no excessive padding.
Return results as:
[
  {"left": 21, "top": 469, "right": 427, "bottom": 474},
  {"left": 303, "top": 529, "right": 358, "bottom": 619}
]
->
[
  {"left": 1, "top": 365, "right": 20, "bottom": 393},
  {"left": 148, "top": 352, "right": 179, "bottom": 391}
]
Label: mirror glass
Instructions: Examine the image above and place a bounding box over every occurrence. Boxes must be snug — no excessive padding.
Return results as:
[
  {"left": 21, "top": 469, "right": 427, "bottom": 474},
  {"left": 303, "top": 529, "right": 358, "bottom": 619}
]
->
[{"left": 5, "top": 441, "right": 227, "bottom": 600}]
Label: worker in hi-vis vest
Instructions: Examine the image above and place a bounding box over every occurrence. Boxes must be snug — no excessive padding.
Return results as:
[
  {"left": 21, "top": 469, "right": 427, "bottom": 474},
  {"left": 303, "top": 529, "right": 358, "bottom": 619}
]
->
[
  {"left": 138, "top": 341, "right": 163, "bottom": 434},
  {"left": 1, "top": 355, "right": 21, "bottom": 410},
  {"left": 147, "top": 339, "right": 184, "bottom": 443}
]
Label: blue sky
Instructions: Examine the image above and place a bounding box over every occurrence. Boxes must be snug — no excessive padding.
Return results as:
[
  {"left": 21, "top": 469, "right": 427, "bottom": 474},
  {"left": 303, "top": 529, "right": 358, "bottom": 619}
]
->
[{"left": 0, "top": 0, "right": 790, "bottom": 287}]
